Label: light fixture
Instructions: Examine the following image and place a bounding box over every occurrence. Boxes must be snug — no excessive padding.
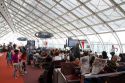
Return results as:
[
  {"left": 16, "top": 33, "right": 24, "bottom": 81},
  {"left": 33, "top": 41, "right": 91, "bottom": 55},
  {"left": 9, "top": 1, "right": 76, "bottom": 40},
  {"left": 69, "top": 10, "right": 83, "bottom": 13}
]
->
[
  {"left": 17, "top": 37, "right": 27, "bottom": 41},
  {"left": 35, "top": 31, "right": 53, "bottom": 38}
]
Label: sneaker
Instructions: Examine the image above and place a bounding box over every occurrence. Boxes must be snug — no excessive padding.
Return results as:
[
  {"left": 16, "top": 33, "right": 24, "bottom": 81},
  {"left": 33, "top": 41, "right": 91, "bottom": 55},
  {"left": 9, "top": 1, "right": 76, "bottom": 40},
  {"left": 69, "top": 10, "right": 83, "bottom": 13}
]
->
[
  {"left": 20, "top": 73, "right": 24, "bottom": 76},
  {"left": 24, "top": 71, "right": 27, "bottom": 74}
]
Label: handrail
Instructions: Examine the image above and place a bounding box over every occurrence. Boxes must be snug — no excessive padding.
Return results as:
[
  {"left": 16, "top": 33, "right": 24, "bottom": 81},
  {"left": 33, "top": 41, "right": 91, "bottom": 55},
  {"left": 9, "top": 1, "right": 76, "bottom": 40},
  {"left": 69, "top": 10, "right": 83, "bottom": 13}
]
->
[
  {"left": 81, "top": 71, "right": 125, "bottom": 83},
  {"left": 82, "top": 71, "right": 125, "bottom": 78},
  {"left": 57, "top": 68, "right": 67, "bottom": 83}
]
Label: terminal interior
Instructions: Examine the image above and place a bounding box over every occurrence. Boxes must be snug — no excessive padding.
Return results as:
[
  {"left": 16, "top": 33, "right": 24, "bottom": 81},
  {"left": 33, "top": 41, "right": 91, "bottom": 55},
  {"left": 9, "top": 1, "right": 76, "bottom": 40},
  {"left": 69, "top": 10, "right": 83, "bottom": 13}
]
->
[{"left": 0, "top": 0, "right": 125, "bottom": 83}]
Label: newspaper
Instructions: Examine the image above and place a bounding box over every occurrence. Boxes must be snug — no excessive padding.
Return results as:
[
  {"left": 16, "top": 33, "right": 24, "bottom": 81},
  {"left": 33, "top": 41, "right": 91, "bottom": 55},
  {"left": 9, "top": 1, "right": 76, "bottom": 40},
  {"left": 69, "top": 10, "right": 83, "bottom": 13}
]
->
[
  {"left": 80, "top": 56, "right": 90, "bottom": 74},
  {"left": 91, "top": 58, "right": 107, "bottom": 74}
]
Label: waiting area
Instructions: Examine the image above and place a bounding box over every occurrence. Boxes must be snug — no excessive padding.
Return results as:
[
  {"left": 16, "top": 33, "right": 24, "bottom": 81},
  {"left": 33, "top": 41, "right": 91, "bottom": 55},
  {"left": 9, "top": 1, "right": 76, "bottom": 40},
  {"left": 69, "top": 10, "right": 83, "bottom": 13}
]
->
[
  {"left": 1, "top": 42, "right": 125, "bottom": 83},
  {"left": 0, "top": 0, "right": 125, "bottom": 83}
]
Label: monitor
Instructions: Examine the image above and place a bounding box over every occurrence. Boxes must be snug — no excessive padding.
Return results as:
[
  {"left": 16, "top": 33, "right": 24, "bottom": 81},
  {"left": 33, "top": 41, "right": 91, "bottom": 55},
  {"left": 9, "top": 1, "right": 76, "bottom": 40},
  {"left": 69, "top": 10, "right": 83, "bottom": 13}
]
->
[{"left": 68, "top": 39, "right": 79, "bottom": 47}]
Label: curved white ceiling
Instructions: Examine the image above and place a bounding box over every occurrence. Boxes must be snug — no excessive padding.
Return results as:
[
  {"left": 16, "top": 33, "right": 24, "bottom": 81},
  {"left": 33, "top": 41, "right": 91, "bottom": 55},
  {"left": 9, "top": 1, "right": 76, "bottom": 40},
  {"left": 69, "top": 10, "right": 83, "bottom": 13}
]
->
[{"left": 0, "top": 0, "right": 125, "bottom": 52}]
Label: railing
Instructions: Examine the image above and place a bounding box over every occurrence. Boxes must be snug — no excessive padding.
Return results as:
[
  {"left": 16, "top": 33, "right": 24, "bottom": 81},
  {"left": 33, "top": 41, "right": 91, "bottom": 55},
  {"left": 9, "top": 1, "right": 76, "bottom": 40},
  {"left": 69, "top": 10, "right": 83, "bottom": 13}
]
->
[{"left": 81, "top": 71, "right": 125, "bottom": 83}]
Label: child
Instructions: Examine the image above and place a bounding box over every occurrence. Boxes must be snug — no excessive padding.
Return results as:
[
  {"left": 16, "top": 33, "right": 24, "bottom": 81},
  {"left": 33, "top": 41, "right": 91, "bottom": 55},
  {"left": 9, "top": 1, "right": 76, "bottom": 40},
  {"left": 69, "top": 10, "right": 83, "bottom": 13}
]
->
[
  {"left": 12, "top": 50, "right": 19, "bottom": 79},
  {"left": 6, "top": 49, "right": 12, "bottom": 66},
  {"left": 20, "top": 52, "right": 27, "bottom": 74}
]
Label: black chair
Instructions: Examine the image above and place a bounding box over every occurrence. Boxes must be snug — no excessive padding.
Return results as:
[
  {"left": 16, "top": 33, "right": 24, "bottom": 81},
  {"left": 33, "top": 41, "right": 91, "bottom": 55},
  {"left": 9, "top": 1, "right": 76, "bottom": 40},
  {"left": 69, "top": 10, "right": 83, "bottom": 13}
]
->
[
  {"left": 119, "top": 53, "right": 125, "bottom": 62},
  {"left": 106, "top": 74, "right": 125, "bottom": 83},
  {"left": 38, "top": 70, "right": 48, "bottom": 83}
]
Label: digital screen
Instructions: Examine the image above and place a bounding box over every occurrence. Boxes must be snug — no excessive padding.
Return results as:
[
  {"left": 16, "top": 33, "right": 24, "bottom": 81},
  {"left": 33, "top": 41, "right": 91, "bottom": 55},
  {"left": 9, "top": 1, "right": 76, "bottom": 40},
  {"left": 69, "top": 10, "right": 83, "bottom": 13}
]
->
[
  {"left": 68, "top": 39, "right": 79, "bottom": 47},
  {"left": 27, "top": 40, "right": 35, "bottom": 47}
]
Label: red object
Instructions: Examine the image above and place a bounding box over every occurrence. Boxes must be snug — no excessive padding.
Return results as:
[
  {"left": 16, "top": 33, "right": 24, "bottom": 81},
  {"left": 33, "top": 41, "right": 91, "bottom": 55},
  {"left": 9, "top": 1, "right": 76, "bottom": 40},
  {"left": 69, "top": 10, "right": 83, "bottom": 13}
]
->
[
  {"left": 44, "top": 41, "right": 48, "bottom": 47},
  {"left": 0, "top": 53, "right": 23, "bottom": 83},
  {"left": 21, "top": 53, "right": 27, "bottom": 61},
  {"left": 81, "top": 40, "right": 84, "bottom": 48}
]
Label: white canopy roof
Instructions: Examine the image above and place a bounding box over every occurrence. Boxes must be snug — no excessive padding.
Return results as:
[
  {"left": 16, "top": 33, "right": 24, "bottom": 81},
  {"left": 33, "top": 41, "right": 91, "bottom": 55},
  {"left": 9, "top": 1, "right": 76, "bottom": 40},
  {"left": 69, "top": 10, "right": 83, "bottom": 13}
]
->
[{"left": 0, "top": 0, "right": 125, "bottom": 53}]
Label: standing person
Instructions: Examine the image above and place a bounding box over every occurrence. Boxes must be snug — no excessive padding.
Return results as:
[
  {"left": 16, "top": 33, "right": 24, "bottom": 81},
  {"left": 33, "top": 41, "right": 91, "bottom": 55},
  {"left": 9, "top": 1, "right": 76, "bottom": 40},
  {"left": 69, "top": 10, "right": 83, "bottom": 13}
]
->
[
  {"left": 20, "top": 52, "right": 27, "bottom": 74},
  {"left": 69, "top": 48, "right": 75, "bottom": 61},
  {"left": 27, "top": 47, "right": 32, "bottom": 65},
  {"left": 20, "top": 46, "right": 26, "bottom": 54},
  {"left": 12, "top": 50, "right": 19, "bottom": 79},
  {"left": 13, "top": 43, "right": 17, "bottom": 50},
  {"left": 6, "top": 49, "right": 12, "bottom": 66},
  {"left": 2, "top": 43, "right": 6, "bottom": 52},
  {"left": 74, "top": 43, "right": 80, "bottom": 59},
  {"left": 8, "top": 42, "right": 13, "bottom": 51}
]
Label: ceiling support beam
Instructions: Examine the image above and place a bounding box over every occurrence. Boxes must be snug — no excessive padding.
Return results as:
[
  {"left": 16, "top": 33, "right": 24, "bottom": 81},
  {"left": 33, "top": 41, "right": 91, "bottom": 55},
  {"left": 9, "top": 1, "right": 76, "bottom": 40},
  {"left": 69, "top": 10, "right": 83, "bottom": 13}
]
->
[
  {"left": 52, "top": 0, "right": 102, "bottom": 50},
  {"left": 35, "top": 0, "right": 93, "bottom": 49},
  {"left": 109, "top": 0, "right": 125, "bottom": 16},
  {"left": 8, "top": 8, "right": 58, "bottom": 39},
  {"left": 13, "top": 0, "right": 68, "bottom": 38},
  {"left": 0, "top": 0, "right": 15, "bottom": 32},
  {"left": 78, "top": 0, "right": 123, "bottom": 53},
  {"left": 109, "top": 0, "right": 125, "bottom": 53}
]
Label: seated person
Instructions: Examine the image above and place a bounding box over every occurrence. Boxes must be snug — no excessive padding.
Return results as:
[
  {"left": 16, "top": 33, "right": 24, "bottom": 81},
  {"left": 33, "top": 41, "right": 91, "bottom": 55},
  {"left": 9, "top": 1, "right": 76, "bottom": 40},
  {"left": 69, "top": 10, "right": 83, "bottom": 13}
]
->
[
  {"left": 107, "top": 55, "right": 119, "bottom": 72},
  {"left": 90, "top": 55, "right": 95, "bottom": 67},
  {"left": 33, "top": 52, "right": 40, "bottom": 66},
  {"left": 73, "top": 58, "right": 80, "bottom": 66},
  {"left": 91, "top": 58, "right": 107, "bottom": 74},
  {"left": 102, "top": 55, "right": 124, "bottom": 73},
  {"left": 80, "top": 55, "right": 90, "bottom": 75},
  {"left": 84, "top": 56, "right": 124, "bottom": 83},
  {"left": 98, "top": 55, "right": 103, "bottom": 59},
  {"left": 111, "top": 55, "right": 125, "bottom": 72},
  {"left": 102, "top": 51, "right": 108, "bottom": 59},
  {"left": 84, "top": 58, "right": 107, "bottom": 83}
]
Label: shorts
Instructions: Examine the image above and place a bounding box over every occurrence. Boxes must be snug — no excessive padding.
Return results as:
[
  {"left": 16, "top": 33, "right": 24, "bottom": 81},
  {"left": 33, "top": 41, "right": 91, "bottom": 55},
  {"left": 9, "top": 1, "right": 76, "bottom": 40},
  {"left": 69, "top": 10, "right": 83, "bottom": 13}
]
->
[
  {"left": 7, "top": 59, "right": 12, "bottom": 62},
  {"left": 13, "top": 63, "right": 19, "bottom": 69}
]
